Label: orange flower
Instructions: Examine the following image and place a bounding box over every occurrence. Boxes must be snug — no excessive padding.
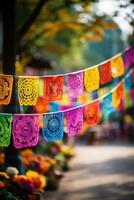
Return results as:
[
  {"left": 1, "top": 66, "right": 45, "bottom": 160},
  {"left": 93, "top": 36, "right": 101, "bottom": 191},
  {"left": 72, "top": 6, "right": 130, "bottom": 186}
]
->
[
  {"left": 21, "top": 149, "right": 35, "bottom": 166},
  {"left": 13, "top": 175, "right": 34, "bottom": 193},
  {"left": 26, "top": 170, "right": 46, "bottom": 192},
  {"left": 0, "top": 181, "right": 5, "bottom": 188}
]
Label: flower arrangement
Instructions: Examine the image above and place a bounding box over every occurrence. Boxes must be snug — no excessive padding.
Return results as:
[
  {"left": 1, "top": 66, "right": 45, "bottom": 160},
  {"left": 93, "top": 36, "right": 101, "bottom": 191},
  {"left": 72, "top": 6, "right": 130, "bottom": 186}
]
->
[
  {"left": 21, "top": 149, "right": 56, "bottom": 175},
  {"left": 0, "top": 168, "right": 46, "bottom": 200}
]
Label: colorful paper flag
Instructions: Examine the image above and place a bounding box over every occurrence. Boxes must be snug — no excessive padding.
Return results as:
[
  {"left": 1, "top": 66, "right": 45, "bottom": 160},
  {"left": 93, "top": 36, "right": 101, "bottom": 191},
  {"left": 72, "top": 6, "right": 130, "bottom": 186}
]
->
[
  {"left": 111, "top": 54, "right": 124, "bottom": 78},
  {"left": 42, "top": 112, "right": 64, "bottom": 142},
  {"left": 112, "top": 83, "right": 125, "bottom": 109},
  {"left": 67, "top": 72, "right": 83, "bottom": 97},
  {"left": 65, "top": 107, "right": 83, "bottom": 136},
  {"left": 84, "top": 101, "right": 100, "bottom": 126},
  {"left": 18, "top": 77, "right": 39, "bottom": 105},
  {"left": 44, "top": 76, "right": 64, "bottom": 101},
  {"left": 125, "top": 92, "right": 133, "bottom": 109},
  {"left": 12, "top": 115, "right": 40, "bottom": 149},
  {"left": 84, "top": 67, "right": 100, "bottom": 92},
  {"left": 123, "top": 46, "right": 134, "bottom": 69},
  {"left": 0, "top": 114, "right": 12, "bottom": 147},
  {"left": 130, "top": 88, "right": 134, "bottom": 103},
  {"left": 102, "top": 94, "right": 115, "bottom": 120},
  {"left": 100, "top": 61, "right": 112, "bottom": 85},
  {"left": 125, "top": 74, "right": 132, "bottom": 92},
  {"left": 0, "top": 75, "right": 13, "bottom": 105}
]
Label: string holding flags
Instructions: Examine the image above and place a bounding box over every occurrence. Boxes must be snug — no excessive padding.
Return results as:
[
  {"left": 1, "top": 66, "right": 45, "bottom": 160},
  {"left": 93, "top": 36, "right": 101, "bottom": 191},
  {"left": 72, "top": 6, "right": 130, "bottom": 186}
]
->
[
  {"left": 0, "top": 45, "right": 133, "bottom": 106},
  {"left": 0, "top": 46, "right": 133, "bottom": 148}
]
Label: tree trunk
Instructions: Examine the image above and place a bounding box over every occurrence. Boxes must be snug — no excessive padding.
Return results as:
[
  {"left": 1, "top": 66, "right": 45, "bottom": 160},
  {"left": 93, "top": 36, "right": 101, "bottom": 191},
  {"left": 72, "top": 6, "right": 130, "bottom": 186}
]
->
[{"left": 1, "top": 0, "right": 24, "bottom": 173}]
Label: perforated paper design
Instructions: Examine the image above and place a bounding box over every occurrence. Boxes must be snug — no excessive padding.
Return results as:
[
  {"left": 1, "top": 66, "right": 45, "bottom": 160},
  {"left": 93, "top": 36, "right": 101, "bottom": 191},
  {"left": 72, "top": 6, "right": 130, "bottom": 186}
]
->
[
  {"left": 84, "top": 101, "right": 100, "bottom": 126},
  {"left": 111, "top": 55, "right": 124, "bottom": 78},
  {"left": 12, "top": 115, "right": 40, "bottom": 149},
  {"left": 0, "top": 75, "right": 13, "bottom": 105},
  {"left": 65, "top": 107, "right": 83, "bottom": 136},
  {"left": 0, "top": 114, "right": 12, "bottom": 147},
  {"left": 18, "top": 77, "right": 39, "bottom": 105},
  {"left": 42, "top": 113, "right": 64, "bottom": 142},
  {"left": 100, "top": 61, "right": 111, "bottom": 85},
  {"left": 84, "top": 67, "right": 100, "bottom": 92},
  {"left": 44, "top": 76, "right": 64, "bottom": 101},
  {"left": 67, "top": 72, "right": 83, "bottom": 97}
]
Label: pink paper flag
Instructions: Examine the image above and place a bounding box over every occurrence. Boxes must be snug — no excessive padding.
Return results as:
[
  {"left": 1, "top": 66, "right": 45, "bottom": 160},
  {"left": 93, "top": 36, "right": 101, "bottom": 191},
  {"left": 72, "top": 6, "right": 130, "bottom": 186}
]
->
[
  {"left": 130, "top": 88, "right": 134, "bottom": 103},
  {"left": 12, "top": 115, "right": 40, "bottom": 149},
  {"left": 67, "top": 72, "right": 83, "bottom": 97},
  {"left": 65, "top": 107, "right": 83, "bottom": 136}
]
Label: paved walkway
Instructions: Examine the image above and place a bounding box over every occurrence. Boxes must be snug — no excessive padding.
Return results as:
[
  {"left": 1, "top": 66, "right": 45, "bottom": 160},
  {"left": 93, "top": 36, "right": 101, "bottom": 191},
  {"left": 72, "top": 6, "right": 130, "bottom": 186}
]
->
[{"left": 45, "top": 143, "right": 134, "bottom": 200}]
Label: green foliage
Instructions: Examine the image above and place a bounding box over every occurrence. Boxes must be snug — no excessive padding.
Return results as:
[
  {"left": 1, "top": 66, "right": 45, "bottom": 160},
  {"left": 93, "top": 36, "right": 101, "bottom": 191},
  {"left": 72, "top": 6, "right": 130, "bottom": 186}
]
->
[
  {"left": 16, "top": 0, "right": 117, "bottom": 63},
  {"left": 0, "top": 189, "right": 22, "bottom": 200}
]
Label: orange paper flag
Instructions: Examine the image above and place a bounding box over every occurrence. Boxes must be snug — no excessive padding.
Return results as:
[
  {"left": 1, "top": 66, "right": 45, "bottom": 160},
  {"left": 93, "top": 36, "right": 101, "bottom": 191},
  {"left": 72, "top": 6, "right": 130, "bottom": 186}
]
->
[
  {"left": 112, "top": 82, "right": 125, "bottom": 109},
  {"left": 84, "top": 101, "right": 101, "bottom": 126},
  {"left": 0, "top": 75, "right": 13, "bottom": 105}
]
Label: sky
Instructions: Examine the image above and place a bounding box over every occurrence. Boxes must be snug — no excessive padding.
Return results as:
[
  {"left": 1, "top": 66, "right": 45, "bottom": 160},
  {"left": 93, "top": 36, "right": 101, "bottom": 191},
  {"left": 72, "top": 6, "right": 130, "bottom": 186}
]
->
[{"left": 95, "top": 0, "right": 134, "bottom": 35}]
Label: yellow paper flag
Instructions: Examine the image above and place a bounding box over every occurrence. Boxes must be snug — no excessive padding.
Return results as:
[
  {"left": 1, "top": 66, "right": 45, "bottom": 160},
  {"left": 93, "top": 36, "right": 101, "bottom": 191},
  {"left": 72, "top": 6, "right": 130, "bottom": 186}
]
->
[
  {"left": 111, "top": 54, "right": 124, "bottom": 78},
  {"left": 18, "top": 76, "right": 39, "bottom": 105},
  {"left": 84, "top": 66, "right": 100, "bottom": 92}
]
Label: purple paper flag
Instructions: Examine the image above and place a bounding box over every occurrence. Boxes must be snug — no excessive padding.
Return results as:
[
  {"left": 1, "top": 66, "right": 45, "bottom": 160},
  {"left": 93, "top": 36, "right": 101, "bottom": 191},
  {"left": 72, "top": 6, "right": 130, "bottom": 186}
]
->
[
  {"left": 123, "top": 46, "right": 134, "bottom": 69},
  {"left": 67, "top": 72, "right": 83, "bottom": 97},
  {"left": 65, "top": 107, "right": 83, "bottom": 136},
  {"left": 12, "top": 115, "right": 40, "bottom": 149}
]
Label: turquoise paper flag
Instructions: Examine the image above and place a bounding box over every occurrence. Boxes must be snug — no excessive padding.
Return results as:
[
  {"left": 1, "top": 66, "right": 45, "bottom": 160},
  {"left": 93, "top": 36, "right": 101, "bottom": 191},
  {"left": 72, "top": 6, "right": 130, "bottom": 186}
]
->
[{"left": 102, "top": 94, "right": 115, "bottom": 120}]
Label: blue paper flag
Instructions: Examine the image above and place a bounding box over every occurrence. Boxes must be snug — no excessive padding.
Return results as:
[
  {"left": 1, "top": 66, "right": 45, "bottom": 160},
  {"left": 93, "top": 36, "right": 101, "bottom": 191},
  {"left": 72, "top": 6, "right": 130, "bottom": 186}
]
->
[
  {"left": 42, "top": 112, "right": 64, "bottom": 142},
  {"left": 125, "top": 74, "right": 132, "bottom": 92},
  {"left": 102, "top": 94, "right": 115, "bottom": 120}
]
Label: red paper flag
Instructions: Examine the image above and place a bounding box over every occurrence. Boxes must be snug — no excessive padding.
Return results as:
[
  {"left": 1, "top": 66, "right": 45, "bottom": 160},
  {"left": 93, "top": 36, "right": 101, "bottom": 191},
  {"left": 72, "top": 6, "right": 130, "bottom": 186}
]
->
[
  {"left": 44, "top": 76, "right": 64, "bottom": 101},
  {"left": 84, "top": 101, "right": 100, "bottom": 126},
  {"left": 100, "top": 61, "right": 112, "bottom": 85}
]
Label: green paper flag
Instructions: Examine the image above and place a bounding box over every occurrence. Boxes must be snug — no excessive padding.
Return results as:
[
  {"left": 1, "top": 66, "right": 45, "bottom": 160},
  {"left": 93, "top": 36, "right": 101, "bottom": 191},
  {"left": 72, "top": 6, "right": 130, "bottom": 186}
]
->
[
  {"left": 0, "top": 114, "right": 12, "bottom": 147},
  {"left": 125, "top": 92, "right": 132, "bottom": 109}
]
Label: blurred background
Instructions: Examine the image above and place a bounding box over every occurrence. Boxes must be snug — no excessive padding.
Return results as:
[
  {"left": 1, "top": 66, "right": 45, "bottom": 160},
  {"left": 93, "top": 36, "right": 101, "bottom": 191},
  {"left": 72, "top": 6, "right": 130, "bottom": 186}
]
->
[{"left": 0, "top": 0, "right": 134, "bottom": 200}]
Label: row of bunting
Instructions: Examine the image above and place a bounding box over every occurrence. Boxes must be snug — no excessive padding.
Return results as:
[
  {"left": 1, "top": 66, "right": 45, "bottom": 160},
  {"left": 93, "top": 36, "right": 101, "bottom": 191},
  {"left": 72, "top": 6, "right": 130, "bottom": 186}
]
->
[
  {"left": 1, "top": 68, "right": 134, "bottom": 149},
  {"left": 0, "top": 46, "right": 134, "bottom": 106}
]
